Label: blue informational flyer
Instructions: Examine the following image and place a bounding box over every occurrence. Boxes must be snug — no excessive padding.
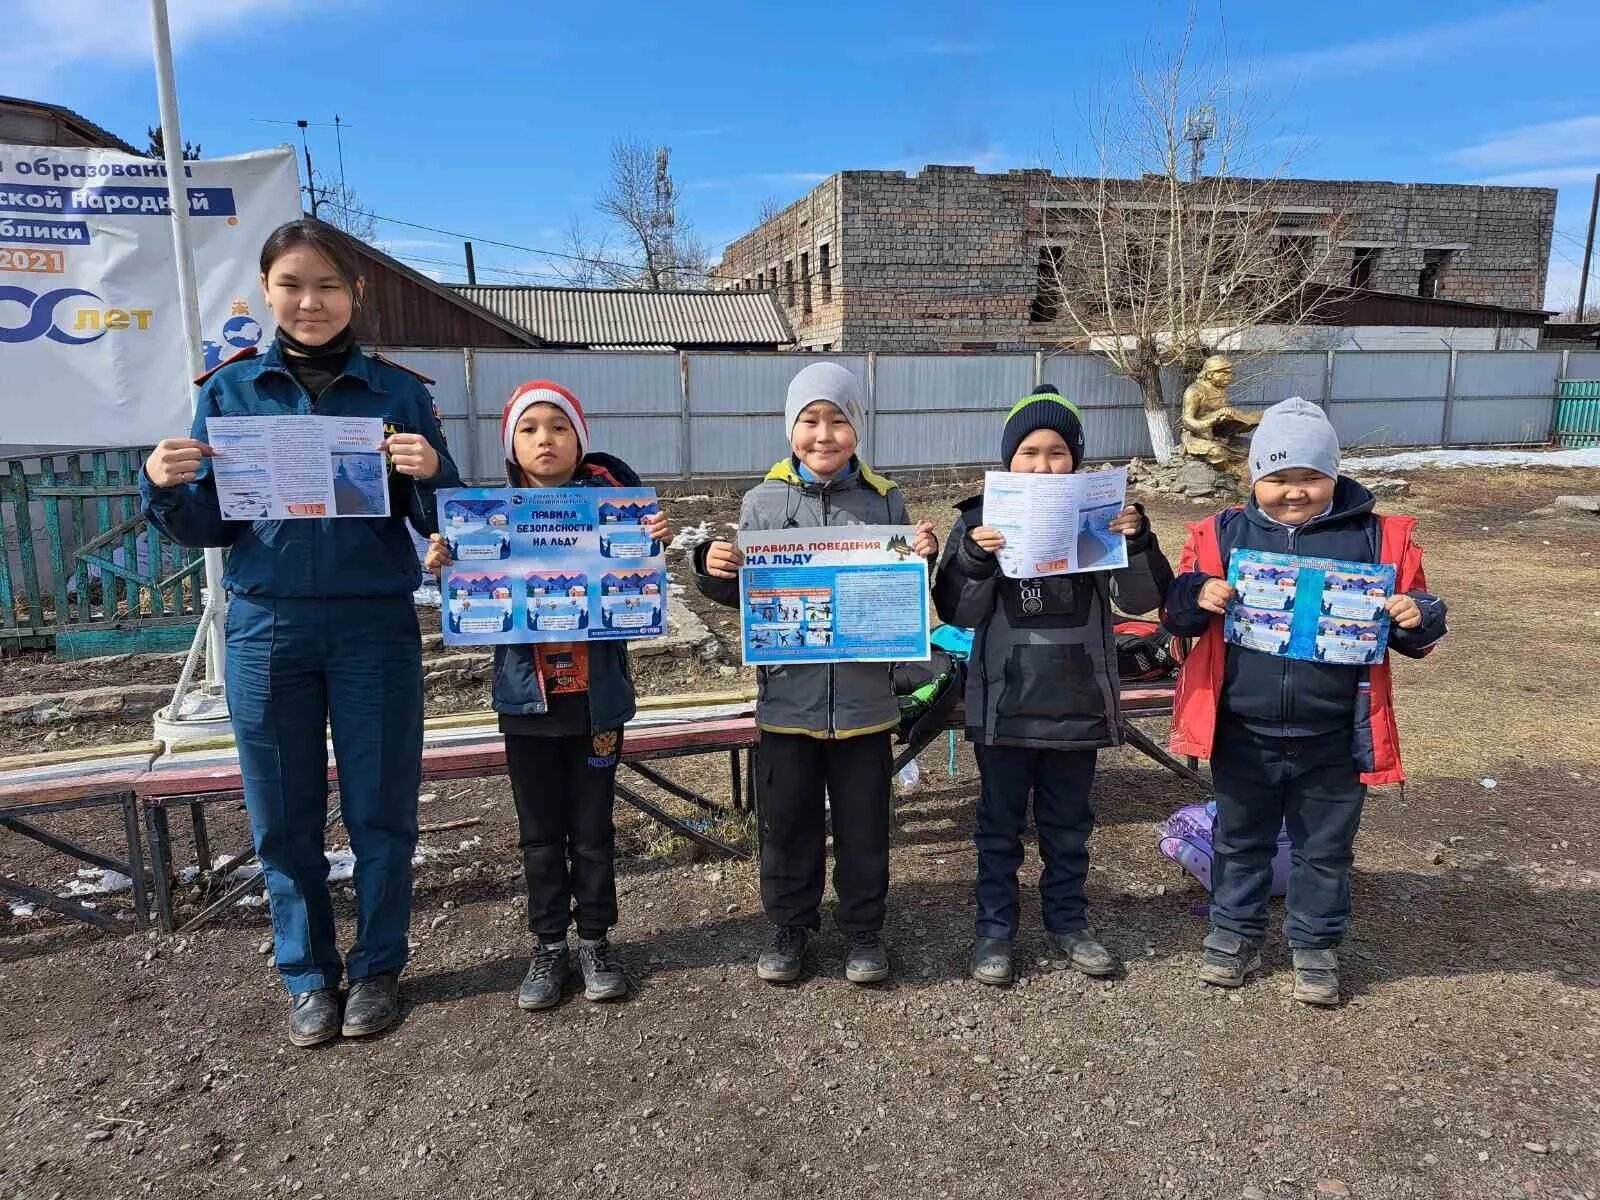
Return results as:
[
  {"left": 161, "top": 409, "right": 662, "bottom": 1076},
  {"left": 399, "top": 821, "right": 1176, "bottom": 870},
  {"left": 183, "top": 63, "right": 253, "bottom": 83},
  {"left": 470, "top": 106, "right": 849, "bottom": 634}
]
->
[
  {"left": 1224, "top": 549, "right": 1396, "bottom": 666},
  {"left": 737, "top": 526, "right": 931, "bottom": 666},
  {"left": 439, "top": 487, "right": 665, "bottom": 647}
]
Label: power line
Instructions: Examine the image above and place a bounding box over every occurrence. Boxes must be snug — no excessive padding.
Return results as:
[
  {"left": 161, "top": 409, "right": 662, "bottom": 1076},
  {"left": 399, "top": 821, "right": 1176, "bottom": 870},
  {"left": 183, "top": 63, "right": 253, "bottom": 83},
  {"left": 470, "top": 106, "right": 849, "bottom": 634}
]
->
[{"left": 319, "top": 196, "right": 722, "bottom": 281}]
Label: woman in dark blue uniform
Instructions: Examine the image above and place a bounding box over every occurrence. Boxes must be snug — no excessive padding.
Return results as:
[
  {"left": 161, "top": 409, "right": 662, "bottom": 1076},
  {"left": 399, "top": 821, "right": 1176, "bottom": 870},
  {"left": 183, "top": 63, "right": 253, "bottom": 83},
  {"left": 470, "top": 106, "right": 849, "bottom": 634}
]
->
[{"left": 141, "top": 219, "right": 460, "bottom": 1047}]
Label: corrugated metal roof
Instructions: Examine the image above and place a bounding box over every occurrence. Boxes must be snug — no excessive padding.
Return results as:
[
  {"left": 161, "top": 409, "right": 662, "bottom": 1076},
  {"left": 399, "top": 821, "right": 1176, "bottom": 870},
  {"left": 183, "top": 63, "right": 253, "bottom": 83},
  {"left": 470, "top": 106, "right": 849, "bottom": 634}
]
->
[{"left": 451, "top": 285, "right": 794, "bottom": 348}]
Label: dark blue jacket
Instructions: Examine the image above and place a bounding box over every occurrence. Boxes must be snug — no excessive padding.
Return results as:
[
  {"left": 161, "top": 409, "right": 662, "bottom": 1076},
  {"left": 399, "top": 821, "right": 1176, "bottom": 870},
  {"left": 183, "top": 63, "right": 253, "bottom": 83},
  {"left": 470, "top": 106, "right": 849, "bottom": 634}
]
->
[
  {"left": 491, "top": 452, "right": 640, "bottom": 734},
  {"left": 140, "top": 342, "right": 460, "bottom": 598},
  {"left": 1163, "top": 477, "right": 1447, "bottom": 737}
]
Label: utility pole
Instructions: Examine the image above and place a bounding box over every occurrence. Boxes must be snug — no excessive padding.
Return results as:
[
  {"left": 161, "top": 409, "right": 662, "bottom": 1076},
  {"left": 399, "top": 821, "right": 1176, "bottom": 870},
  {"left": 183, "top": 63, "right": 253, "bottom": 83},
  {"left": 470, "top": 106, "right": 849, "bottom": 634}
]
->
[
  {"left": 296, "top": 118, "right": 319, "bottom": 217},
  {"left": 1578, "top": 171, "right": 1599, "bottom": 319},
  {"left": 334, "top": 113, "right": 348, "bottom": 198},
  {"left": 464, "top": 241, "right": 477, "bottom": 284}
]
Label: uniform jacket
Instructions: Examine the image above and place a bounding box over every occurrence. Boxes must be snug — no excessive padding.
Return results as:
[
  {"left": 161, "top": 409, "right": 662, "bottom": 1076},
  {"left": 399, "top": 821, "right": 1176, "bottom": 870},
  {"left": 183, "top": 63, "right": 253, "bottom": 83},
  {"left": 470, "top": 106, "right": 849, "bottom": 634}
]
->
[{"left": 140, "top": 341, "right": 461, "bottom": 599}]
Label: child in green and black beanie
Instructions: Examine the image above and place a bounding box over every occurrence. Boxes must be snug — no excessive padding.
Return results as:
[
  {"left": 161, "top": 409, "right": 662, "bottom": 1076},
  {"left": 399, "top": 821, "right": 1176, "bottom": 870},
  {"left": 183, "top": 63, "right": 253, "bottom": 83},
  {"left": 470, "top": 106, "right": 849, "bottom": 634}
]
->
[{"left": 933, "top": 385, "right": 1174, "bottom": 986}]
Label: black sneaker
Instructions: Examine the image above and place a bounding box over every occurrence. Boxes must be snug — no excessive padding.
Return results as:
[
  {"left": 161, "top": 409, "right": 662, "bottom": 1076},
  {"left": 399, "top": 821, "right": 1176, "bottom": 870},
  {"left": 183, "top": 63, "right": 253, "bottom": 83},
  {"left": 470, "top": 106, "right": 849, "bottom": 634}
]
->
[
  {"left": 341, "top": 973, "right": 400, "bottom": 1039},
  {"left": 578, "top": 938, "right": 628, "bottom": 1002},
  {"left": 755, "top": 925, "right": 808, "bottom": 983},
  {"left": 1198, "top": 929, "right": 1262, "bottom": 989},
  {"left": 843, "top": 931, "right": 890, "bottom": 985},
  {"left": 1291, "top": 948, "right": 1340, "bottom": 1007},
  {"left": 1046, "top": 929, "right": 1119, "bottom": 978},
  {"left": 969, "top": 937, "right": 1015, "bottom": 987},
  {"left": 518, "top": 942, "right": 570, "bottom": 1011},
  {"left": 288, "top": 988, "right": 340, "bottom": 1048}
]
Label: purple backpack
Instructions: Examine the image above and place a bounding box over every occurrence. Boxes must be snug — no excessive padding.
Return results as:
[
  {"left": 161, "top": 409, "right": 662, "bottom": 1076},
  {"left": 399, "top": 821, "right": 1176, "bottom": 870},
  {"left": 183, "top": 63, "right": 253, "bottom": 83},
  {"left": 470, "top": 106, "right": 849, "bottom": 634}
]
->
[{"left": 1157, "top": 800, "right": 1291, "bottom": 896}]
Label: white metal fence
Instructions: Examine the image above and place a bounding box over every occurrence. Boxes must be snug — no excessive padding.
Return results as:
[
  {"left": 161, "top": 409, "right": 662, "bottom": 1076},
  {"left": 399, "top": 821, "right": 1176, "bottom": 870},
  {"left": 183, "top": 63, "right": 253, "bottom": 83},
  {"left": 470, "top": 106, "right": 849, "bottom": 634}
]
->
[{"left": 374, "top": 348, "right": 1582, "bottom": 482}]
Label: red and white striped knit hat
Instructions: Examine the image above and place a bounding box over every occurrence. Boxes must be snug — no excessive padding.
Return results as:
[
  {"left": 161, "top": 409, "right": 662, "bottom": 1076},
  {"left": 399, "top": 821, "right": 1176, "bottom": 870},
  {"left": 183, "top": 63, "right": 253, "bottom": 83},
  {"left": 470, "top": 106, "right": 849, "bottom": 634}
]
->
[{"left": 501, "top": 380, "right": 590, "bottom": 462}]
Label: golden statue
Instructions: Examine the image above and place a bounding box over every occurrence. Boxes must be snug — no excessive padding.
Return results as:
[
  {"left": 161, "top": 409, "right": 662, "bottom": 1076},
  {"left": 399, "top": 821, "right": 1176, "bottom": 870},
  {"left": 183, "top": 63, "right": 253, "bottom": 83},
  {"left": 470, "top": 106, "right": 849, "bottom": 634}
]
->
[{"left": 1181, "top": 356, "right": 1260, "bottom": 477}]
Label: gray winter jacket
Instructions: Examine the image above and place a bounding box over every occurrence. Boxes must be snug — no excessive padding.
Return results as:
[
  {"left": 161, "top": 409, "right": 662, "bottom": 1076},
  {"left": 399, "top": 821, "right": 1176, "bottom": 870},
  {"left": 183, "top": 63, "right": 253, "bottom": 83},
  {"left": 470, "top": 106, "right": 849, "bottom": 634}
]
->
[
  {"left": 693, "top": 457, "right": 917, "bottom": 739},
  {"left": 933, "top": 495, "right": 1173, "bottom": 750}
]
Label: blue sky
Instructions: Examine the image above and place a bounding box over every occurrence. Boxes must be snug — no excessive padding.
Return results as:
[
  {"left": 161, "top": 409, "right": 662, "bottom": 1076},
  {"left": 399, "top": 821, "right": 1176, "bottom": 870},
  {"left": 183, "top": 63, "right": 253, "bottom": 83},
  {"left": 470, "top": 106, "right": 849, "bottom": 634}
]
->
[{"left": 8, "top": 0, "right": 1598, "bottom": 307}]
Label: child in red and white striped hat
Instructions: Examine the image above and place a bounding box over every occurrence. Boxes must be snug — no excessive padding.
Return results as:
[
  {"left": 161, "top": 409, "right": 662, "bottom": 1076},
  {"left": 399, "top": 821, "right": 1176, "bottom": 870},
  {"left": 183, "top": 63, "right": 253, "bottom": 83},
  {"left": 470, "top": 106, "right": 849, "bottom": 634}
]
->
[
  {"left": 500, "top": 380, "right": 592, "bottom": 485},
  {"left": 426, "top": 380, "right": 669, "bottom": 1012}
]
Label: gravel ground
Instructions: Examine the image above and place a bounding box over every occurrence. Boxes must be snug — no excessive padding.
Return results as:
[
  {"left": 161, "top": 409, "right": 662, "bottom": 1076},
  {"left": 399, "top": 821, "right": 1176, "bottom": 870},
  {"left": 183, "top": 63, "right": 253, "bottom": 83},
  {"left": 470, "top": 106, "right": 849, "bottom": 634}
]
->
[{"left": 2, "top": 467, "right": 1598, "bottom": 1199}]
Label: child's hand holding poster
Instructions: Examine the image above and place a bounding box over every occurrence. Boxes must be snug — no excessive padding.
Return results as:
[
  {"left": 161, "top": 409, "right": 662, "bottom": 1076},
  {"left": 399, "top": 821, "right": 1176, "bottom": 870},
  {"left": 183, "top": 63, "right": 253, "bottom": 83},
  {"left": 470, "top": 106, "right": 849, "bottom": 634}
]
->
[
  {"left": 982, "top": 468, "right": 1129, "bottom": 578},
  {"left": 1224, "top": 550, "right": 1396, "bottom": 666},
  {"left": 737, "top": 526, "right": 930, "bottom": 666},
  {"left": 439, "top": 487, "right": 666, "bottom": 646}
]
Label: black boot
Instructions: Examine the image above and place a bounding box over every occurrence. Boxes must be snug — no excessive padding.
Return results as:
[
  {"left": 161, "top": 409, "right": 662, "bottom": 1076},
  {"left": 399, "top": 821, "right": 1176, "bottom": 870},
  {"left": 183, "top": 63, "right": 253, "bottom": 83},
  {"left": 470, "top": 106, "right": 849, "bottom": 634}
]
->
[
  {"left": 756, "top": 926, "right": 808, "bottom": 983},
  {"left": 341, "top": 972, "right": 400, "bottom": 1038},
  {"left": 578, "top": 937, "right": 628, "bottom": 1002},
  {"left": 518, "top": 942, "right": 570, "bottom": 1011},
  {"left": 288, "top": 988, "right": 341, "bottom": 1048}
]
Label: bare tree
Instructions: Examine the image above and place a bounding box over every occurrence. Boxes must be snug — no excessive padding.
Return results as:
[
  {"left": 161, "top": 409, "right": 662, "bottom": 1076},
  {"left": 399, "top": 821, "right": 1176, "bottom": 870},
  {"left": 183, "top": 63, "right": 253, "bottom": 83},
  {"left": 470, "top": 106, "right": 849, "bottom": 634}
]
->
[
  {"left": 560, "top": 139, "right": 709, "bottom": 289},
  {"left": 1034, "top": 24, "right": 1344, "bottom": 462},
  {"left": 313, "top": 171, "right": 379, "bottom": 242}
]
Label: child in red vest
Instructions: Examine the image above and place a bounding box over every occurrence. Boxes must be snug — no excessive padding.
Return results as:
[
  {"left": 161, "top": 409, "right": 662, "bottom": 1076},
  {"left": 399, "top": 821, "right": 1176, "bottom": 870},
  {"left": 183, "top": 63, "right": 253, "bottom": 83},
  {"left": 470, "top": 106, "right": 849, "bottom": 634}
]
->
[{"left": 1162, "top": 398, "right": 1446, "bottom": 1005}]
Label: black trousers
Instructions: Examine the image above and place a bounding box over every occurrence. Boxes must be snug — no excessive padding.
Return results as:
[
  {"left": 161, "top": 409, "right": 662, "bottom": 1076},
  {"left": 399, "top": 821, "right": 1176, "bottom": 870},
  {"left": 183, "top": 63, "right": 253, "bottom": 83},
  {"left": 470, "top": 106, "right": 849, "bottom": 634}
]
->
[
  {"left": 757, "top": 729, "right": 892, "bottom": 934},
  {"left": 972, "top": 744, "right": 1098, "bottom": 940},
  {"left": 505, "top": 730, "right": 623, "bottom": 940}
]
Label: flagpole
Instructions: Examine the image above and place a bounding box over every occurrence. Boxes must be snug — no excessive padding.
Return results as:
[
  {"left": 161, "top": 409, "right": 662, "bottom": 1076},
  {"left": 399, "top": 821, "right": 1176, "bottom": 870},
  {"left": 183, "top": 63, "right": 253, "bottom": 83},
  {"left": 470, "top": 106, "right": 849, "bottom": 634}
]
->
[{"left": 149, "top": 0, "right": 228, "bottom": 706}]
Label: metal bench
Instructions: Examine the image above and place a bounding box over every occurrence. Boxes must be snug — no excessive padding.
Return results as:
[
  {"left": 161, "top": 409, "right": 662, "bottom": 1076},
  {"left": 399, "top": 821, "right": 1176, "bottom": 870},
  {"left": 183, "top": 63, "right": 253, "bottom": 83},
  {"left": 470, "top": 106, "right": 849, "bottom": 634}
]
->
[{"left": 0, "top": 749, "right": 155, "bottom": 932}]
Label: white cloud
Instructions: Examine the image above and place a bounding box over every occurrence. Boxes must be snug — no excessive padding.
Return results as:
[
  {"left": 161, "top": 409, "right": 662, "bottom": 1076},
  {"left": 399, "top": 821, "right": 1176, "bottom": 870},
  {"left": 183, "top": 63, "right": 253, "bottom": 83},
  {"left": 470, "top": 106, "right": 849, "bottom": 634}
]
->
[
  {"left": 0, "top": 0, "right": 324, "bottom": 94},
  {"left": 1477, "top": 164, "right": 1600, "bottom": 189},
  {"left": 1447, "top": 115, "right": 1600, "bottom": 172},
  {"left": 1254, "top": 4, "right": 1556, "bottom": 83}
]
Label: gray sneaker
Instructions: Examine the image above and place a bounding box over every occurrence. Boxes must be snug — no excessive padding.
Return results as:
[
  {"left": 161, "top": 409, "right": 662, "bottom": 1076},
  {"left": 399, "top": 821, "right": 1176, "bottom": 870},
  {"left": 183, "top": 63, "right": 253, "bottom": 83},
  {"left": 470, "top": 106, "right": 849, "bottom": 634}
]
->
[
  {"left": 518, "top": 942, "right": 570, "bottom": 1011},
  {"left": 843, "top": 931, "right": 890, "bottom": 985},
  {"left": 1292, "top": 948, "right": 1340, "bottom": 1007},
  {"left": 1046, "top": 929, "right": 1118, "bottom": 977},
  {"left": 578, "top": 938, "right": 628, "bottom": 1002},
  {"left": 288, "top": 987, "right": 341, "bottom": 1048},
  {"left": 341, "top": 973, "right": 400, "bottom": 1039},
  {"left": 1198, "top": 929, "right": 1262, "bottom": 988},
  {"left": 969, "top": 937, "right": 1015, "bottom": 987},
  {"left": 756, "top": 926, "right": 808, "bottom": 983}
]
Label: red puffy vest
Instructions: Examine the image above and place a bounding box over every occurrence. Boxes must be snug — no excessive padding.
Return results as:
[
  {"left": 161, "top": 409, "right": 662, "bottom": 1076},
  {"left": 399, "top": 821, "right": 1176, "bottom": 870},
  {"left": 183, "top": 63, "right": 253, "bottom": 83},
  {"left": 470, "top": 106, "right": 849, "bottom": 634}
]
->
[{"left": 1167, "top": 510, "right": 1429, "bottom": 787}]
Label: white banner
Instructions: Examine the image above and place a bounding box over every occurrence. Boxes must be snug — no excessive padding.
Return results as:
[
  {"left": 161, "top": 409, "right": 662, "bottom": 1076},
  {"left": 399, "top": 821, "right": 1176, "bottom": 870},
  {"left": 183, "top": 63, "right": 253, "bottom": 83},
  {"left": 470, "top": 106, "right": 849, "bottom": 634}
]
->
[{"left": 0, "top": 144, "right": 301, "bottom": 446}]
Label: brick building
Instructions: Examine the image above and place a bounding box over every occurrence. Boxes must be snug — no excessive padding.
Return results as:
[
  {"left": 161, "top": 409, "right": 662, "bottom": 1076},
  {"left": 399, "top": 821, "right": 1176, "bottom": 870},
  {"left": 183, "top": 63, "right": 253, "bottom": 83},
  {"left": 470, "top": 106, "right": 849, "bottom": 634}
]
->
[{"left": 713, "top": 166, "right": 1557, "bottom": 351}]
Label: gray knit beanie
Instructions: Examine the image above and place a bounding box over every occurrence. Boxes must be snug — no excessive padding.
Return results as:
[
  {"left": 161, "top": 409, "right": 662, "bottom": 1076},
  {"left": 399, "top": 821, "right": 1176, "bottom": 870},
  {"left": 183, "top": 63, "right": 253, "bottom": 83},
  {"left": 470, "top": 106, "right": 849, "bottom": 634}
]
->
[
  {"left": 1248, "top": 397, "right": 1340, "bottom": 483},
  {"left": 785, "top": 362, "right": 865, "bottom": 436}
]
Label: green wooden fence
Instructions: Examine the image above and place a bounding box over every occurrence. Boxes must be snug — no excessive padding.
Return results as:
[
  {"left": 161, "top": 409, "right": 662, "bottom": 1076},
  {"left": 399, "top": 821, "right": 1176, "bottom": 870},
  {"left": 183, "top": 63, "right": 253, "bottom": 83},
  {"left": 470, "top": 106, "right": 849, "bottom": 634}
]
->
[
  {"left": 1556, "top": 380, "right": 1600, "bottom": 448},
  {"left": 0, "top": 447, "right": 203, "bottom": 648}
]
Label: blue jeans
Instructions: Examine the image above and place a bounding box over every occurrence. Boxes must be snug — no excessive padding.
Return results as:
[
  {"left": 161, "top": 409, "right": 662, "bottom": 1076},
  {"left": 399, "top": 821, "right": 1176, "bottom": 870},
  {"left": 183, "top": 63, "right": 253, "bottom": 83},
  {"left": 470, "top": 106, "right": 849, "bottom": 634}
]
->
[
  {"left": 972, "top": 744, "right": 1097, "bottom": 940},
  {"left": 225, "top": 595, "right": 423, "bottom": 995},
  {"left": 1210, "top": 721, "right": 1366, "bottom": 949}
]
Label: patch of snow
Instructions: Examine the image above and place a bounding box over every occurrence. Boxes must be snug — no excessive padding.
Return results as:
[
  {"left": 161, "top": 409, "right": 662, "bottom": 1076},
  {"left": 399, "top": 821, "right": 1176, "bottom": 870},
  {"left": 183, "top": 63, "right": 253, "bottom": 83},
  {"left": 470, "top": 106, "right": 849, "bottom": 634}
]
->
[
  {"left": 58, "top": 868, "right": 132, "bottom": 898},
  {"left": 1348, "top": 447, "right": 1600, "bottom": 472},
  {"left": 8, "top": 902, "right": 37, "bottom": 919},
  {"left": 235, "top": 892, "right": 268, "bottom": 908},
  {"left": 412, "top": 835, "right": 481, "bottom": 865},
  {"left": 324, "top": 847, "right": 357, "bottom": 883},
  {"left": 672, "top": 494, "right": 711, "bottom": 503},
  {"left": 669, "top": 520, "right": 714, "bottom": 551}
]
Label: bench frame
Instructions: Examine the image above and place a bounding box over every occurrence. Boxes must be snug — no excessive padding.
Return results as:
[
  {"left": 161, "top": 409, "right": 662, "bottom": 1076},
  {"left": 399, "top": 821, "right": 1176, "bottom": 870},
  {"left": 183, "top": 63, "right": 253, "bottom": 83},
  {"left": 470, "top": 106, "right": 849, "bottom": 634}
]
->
[{"left": 0, "top": 788, "right": 149, "bottom": 932}]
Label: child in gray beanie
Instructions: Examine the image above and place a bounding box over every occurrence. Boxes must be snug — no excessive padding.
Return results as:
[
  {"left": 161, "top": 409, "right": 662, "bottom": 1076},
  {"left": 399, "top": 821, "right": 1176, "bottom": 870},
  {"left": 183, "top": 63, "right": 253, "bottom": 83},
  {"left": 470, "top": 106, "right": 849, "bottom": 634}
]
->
[
  {"left": 1163, "top": 396, "right": 1448, "bottom": 1006},
  {"left": 694, "top": 361, "right": 937, "bottom": 987}
]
